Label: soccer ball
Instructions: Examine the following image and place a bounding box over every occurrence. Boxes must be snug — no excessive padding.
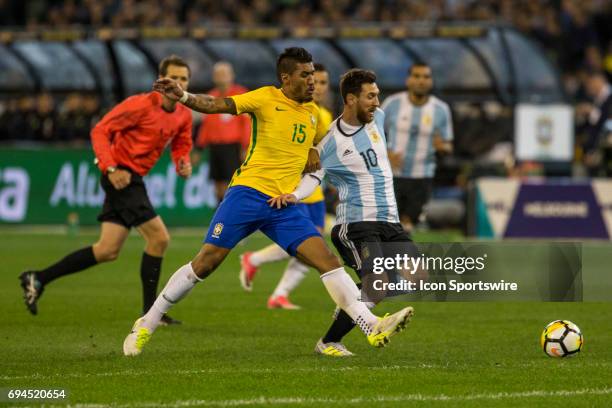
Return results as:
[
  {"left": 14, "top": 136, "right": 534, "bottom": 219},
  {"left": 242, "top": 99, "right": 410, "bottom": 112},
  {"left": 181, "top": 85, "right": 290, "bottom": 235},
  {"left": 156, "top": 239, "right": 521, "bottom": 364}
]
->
[{"left": 540, "top": 320, "right": 583, "bottom": 357}]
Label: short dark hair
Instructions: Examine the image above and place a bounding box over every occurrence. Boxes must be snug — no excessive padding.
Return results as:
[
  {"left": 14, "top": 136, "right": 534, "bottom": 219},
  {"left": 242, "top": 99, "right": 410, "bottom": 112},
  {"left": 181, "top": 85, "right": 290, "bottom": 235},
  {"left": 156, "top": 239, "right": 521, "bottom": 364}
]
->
[
  {"left": 314, "top": 63, "right": 327, "bottom": 72},
  {"left": 340, "top": 69, "right": 376, "bottom": 103},
  {"left": 159, "top": 55, "right": 191, "bottom": 77},
  {"left": 408, "top": 61, "right": 430, "bottom": 75},
  {"left": 276, "top": 47, "right": 313, "bottom": 82}
]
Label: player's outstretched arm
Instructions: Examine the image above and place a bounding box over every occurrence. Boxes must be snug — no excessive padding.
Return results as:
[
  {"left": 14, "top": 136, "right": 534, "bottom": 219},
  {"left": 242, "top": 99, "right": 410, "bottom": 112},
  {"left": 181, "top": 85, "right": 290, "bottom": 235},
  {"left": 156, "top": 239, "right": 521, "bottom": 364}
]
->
[
  {"left": 153, "top": 78, "right": 237, "bottom": 114},
  {"left": 304, "top": 148, "right": 321, "bottom": 173},
  {"left": 267, "top": 172, "right": 323, "bottom": 208}
]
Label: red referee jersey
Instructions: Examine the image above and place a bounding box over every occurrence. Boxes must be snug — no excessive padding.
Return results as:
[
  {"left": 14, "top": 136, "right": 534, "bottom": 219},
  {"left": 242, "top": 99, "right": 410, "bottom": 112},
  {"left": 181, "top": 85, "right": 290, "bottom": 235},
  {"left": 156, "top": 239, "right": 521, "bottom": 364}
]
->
[
  {"left": 91, "top": 92, "right": 193, "bottom": 176},
  {"left": 196, "top": 84, "right": 251, "bottom": 149}
]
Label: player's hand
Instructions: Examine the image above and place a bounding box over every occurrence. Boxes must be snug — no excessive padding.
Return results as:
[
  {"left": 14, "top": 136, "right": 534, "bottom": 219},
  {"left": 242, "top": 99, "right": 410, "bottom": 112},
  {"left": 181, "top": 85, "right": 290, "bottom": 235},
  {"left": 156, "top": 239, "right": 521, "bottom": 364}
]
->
[
  {"left": 304, "top": 148, "right": 321, "bottom": 173},
  {"left": 177, "top": 158, "right": 192, "bottom": 178},
  {"left": 584, "top": 150, "right": 602, "bottom": 167},
  {"left": 387, "top": 150, "right": 403, "bottom": 174},
  {"left": 267, "top": 194, "right": 298, "bottom": 209},
  {"left": 153, "top": 78, "right": 183, "bottom": 101},
  {"left": 433, "top": 135, "right": 452, "bottom": 154},
  {"left": 108, "top": 169, "right": 131, "bottom": 190}
]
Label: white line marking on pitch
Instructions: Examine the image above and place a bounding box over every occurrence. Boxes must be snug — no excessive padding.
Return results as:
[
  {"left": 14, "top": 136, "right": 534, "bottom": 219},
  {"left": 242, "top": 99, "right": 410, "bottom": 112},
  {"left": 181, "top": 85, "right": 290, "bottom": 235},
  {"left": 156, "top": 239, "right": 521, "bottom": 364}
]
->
[
  {"left": 0, "top": 364, "right": 434, "bottom": 381},
  {"left": 1, "top": 360, "right": 610, "bottom": 381},
  {"left": 7, "top": 387, "right": 612, "bottom": 408}
]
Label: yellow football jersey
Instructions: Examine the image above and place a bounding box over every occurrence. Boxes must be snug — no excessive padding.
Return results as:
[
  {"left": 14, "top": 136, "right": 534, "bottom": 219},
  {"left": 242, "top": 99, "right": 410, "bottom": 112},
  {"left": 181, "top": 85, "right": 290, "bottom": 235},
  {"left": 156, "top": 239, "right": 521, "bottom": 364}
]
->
[
  {"left": 301, "top": 105, "right": 333, "bottom": 204},
  {"left": 229, "top": 86, "right": 328, "bottom": 197}
]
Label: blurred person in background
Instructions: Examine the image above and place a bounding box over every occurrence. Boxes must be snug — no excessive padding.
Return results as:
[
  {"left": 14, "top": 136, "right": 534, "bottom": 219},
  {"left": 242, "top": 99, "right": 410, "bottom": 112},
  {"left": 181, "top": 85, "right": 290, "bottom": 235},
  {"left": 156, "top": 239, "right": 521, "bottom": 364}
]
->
[
  {"left": 10, "top": 96, "right": 36, "bottom": 140},
  {"left": 577, "top": 70, "right": 612, "bottom": 174},
  {"left": 0, "top": 98, "right": 15, "bottom": 141},
  {"left": 56, "top": 93, "right": 86, "bottom": 141},
  {"left": 195, "top": 61, "right": 250, "bottom": 203},
  {"left": 32, "top": 93, "right": 56, "bottom": 141},
  {"left": 382, "top": 62, "right": 453, "bottom": 233},
  {"left": 19, "top": 55, "right": 193, "bottom": 325},
  {"left": 238, "top": 63, "right": 333, "bottom": 309},
  {"left": 55, "top": 93, "right": 102, "bottom": 142}
]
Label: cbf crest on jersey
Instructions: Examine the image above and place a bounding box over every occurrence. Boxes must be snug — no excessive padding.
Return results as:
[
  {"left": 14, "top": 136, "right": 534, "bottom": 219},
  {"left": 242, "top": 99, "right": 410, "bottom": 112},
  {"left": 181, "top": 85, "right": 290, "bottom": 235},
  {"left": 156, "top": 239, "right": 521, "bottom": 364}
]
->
[
  {"left": 310, "top": 114, "right": 316, "bottom": 126},
  {"left": 212, "top": 223, "right": 224, "bottom": 238}
]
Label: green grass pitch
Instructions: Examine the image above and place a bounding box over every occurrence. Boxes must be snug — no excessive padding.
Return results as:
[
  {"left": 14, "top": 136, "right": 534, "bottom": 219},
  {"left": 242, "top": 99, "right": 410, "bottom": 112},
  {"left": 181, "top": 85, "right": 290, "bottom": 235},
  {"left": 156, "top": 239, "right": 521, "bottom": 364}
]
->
[{"left": 1, "top": 228, "right": 611, "bottom": 407}]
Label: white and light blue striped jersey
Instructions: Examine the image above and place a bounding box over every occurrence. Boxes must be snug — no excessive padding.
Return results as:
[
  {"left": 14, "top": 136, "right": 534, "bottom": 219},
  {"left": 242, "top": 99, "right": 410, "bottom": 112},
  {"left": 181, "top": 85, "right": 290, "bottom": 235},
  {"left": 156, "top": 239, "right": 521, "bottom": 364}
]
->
[
  {"left": 382, "top": 92, "right": 453, "bottom": 178},
  {"left": 315, "top": 108, "right": 399, "bottom": 224}
]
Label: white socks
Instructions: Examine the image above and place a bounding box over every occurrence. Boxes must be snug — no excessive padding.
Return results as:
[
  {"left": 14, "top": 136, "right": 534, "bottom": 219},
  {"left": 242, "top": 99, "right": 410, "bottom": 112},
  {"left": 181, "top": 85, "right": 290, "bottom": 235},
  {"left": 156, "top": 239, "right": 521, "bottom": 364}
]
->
[
  {"left": 250, "top": 244, "right": 289, "bottom": 267},
  {"left": 320, "top": 267, "right": 378, "bottom": 335},
  {"left": 272, "top": 258, "right": 309, "bottom": 298},
  {"left": 141, "top": 263, "right": 201, "bottom": 331}
]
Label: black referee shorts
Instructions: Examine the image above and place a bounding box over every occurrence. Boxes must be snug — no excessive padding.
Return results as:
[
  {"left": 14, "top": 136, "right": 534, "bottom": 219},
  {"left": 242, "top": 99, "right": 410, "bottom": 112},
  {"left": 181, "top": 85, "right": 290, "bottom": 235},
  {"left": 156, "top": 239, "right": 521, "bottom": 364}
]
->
[
  {"left": 331, "top": 221, "right": 413, "bottom": 278},
  {"left": 393, "top": 177, "right": 432, "bottom": 223},
  {"left": 97, "top": 168, "right": 157, "bottom": 228}
]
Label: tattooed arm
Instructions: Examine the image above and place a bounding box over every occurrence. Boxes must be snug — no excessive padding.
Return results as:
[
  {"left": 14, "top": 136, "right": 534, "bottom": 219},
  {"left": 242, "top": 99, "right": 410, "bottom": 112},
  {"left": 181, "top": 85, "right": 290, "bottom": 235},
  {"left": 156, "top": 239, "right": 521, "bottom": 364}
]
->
[{"left": 153, "top": 78, "right": 237, "bottom": 114}]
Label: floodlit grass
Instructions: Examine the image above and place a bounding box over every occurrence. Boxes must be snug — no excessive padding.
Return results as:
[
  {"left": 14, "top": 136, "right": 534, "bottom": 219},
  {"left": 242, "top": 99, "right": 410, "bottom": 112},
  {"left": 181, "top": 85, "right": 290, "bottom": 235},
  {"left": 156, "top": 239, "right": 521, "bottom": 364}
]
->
[{"left": 1, "top": 229, "right": 611, "bottom": 407}]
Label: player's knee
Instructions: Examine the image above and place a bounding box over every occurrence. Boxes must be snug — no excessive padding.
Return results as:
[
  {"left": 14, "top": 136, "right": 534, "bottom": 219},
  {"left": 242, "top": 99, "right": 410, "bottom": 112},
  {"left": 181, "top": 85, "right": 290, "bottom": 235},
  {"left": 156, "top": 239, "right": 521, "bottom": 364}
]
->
[
  {"left": 93, "top": 243, "right": 121, "bottom": 263},
  {"left": 326, "top": 252, "right": 343, "bottom": 269},
  {"left": 316, "top": 251, "right": 342, "bottom": 273},
  {"left": 150, "top": 232, "right": 170, "bottom": 254},
  {"left": 190, "top": 246, "right": 224, "bottom": 279}
]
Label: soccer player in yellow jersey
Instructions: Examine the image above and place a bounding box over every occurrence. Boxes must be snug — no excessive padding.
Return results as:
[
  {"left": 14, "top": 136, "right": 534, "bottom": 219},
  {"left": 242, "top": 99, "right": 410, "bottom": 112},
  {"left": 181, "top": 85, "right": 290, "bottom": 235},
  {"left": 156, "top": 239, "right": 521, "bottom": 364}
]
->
[
  {"left": 238, "top": 63, "right": 332, "bottom": 309},
  {"left": 123, "top": 48, "right": 413, "bottom": 356}
]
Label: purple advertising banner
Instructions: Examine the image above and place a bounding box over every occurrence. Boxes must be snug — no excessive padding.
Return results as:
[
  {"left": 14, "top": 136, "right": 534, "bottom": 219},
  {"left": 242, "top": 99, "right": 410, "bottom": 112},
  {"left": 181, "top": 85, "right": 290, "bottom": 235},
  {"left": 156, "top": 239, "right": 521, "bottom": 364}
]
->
[{"left": 504, "top": 181, "right": 608, "bottom": 239}]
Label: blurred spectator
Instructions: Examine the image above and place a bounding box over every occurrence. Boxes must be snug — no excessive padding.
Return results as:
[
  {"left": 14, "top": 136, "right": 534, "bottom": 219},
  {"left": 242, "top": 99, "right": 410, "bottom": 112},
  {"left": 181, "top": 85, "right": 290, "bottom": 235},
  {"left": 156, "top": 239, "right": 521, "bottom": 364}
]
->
[
  {"left": 30, "top": 93, "right": 56, "bottom": 141},
  {"left": 12, "top": 96, "right": 37, "bottom": 140},
  {"left": 0, "top": 98, "right": 15, "bottom": 140},
  {"left": 195, "top": 61, "right": 250, "bottom": 203},
  {"left": 576, "top": 71, "right": 612, "bottom": 173},
  {"left": 0, "top": 1, "right": 607, "bottom": 81},
  {"left": 55, "top": 93, "right": 102, "bottom": 142},
  {"left": 0, "top": 0, "right": 24, "bottom": 26},
  {"left": 454, "top": 101, "right": 513, "bottom": 158},
  {"left": 0, "top": 0, "right": 610, "bottom": 146},
  {"left": 0, "top": 1, "right": 606, "bottom": 76},
  {"left": 0, "top": 93, "right": 102, "bottom": 142}
]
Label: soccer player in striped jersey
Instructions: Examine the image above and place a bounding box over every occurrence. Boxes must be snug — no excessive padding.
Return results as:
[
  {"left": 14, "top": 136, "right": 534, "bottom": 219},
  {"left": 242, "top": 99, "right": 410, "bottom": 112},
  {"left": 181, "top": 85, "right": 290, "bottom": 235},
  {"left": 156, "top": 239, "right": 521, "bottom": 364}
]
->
[
  {"left": 381, "top": 62, "right": 453, "bottom": 232},
  {"left": 238, "top": 63, "right": 333, "bottom": 310},
  {"left": 269, "top": 69, "right": 416, "bottom": 356},
  {"left": 123, "top": 48, "right": 413, "bottom": 356}
]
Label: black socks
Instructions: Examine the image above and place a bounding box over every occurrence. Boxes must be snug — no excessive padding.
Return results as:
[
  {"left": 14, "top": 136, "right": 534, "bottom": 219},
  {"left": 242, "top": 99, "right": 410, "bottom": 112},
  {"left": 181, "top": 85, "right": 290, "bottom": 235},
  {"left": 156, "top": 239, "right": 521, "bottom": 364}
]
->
[
  {"left": 141, "top": 252, "right": 163, "bottom": 314},
  {"left": 37, "top": 246, "right": 97, "bottom": 285},
  {"left": 322, "top": 309, "right": 357, "bottom": 343}
]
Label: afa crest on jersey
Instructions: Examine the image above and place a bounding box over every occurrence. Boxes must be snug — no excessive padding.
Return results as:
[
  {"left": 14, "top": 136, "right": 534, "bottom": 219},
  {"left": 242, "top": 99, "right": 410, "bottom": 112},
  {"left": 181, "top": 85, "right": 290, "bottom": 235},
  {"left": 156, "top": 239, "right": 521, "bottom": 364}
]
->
[{"left": 370, "top": 130, "right": 380, "bottom": 143}]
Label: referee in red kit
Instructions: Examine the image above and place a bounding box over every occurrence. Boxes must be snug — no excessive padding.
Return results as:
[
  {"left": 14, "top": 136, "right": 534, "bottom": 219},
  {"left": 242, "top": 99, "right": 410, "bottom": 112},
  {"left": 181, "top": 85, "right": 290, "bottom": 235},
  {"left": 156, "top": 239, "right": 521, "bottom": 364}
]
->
[
  {"left": 195, "top": 61, "right": 250, "bottom": 203},
  {"left": 19, "top": 55, "right": 193, "bottom": 325}
]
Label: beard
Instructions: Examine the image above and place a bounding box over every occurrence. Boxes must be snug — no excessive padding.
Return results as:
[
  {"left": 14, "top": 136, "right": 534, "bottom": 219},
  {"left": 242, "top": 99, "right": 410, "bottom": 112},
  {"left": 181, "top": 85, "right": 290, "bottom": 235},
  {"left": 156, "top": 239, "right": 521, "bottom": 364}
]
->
[
  {"left": 357, "top": 109, "right": 374, "bottom": 124},
  {"left": 298, "top": 84, "right": 314, "bottom": 103},
  {"left": 412, "top": 88, "right": 431, "bottom": 98}
]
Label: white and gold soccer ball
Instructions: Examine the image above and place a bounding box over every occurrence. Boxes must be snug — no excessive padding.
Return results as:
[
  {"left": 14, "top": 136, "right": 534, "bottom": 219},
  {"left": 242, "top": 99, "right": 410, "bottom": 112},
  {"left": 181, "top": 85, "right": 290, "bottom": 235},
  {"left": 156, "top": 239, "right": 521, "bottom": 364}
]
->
[{"left": 540, "top": 320, "right": 583, "bottom": 357}]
